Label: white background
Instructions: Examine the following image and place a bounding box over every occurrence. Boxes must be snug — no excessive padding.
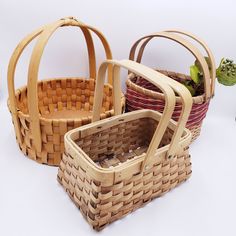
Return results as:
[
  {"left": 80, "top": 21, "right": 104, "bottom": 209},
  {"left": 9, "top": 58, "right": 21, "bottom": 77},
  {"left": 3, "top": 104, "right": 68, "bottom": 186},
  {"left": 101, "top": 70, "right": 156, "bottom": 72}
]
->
[{"left": 1, "top": 0, "right": 236, "bottom": 236}]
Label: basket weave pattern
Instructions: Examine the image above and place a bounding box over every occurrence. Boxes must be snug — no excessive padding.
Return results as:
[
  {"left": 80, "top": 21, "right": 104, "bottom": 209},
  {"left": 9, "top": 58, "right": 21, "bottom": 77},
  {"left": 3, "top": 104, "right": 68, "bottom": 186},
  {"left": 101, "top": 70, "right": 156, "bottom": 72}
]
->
[
  {"left": 10, "top": 78, "right": 114, "bottom": 165},
  {"left": 126, "top": 72, "right": 210, "bottom": 142},
  {"left": 57, "top": 59, "right": 193, "bottom": 231},
  {"left": 58, "top": 117, "right": 191, "bottom": 230}
]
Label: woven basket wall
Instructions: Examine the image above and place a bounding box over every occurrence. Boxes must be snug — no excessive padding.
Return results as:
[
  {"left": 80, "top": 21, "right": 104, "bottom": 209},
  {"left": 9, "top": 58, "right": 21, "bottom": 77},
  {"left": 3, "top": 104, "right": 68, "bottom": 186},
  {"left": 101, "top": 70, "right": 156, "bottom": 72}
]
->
[
  {"left": 126, "top": 71, "right": 209, "bottom": 141},
  {"left": 58, "top": 117, "right": 191, "bottom": 230}
]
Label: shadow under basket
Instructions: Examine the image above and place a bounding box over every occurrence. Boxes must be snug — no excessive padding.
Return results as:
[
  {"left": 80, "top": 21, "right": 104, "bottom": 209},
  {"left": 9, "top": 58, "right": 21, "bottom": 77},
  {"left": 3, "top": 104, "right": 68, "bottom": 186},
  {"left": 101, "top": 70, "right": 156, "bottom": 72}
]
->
[
  {"left": 8, "top": 77, "right": 122, "bottom": 166},
  {"left": 126, "top": 70, "right": 210, "bottom": 142},
  {"left": 58, "top": 110, "right": 192, "bottom": 231}
]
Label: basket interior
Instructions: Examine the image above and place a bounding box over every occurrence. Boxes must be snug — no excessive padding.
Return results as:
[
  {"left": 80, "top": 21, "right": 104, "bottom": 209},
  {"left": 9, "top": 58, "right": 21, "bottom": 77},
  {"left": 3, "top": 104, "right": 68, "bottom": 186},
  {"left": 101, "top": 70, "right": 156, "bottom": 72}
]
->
[
  {"left": 15, "top": 78, "right": 113, "bottom": 119},
  {"left": 74, "top": 117, "right": 174, "bottom": 169},
  {"left": 130, "top": 69, "right": 204, "bottom": 96}
]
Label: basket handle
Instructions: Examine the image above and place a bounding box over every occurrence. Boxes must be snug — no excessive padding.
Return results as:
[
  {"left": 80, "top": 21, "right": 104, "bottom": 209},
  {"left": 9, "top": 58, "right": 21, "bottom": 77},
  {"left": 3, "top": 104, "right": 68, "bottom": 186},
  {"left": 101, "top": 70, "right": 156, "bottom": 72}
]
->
[
  {"left": 129, "top": 32, "right": 211, "bottom": 101},
  {"left": 8, "top": 17, "right": 112, "bottom": 152},
  {"left": 93, "top": 59, "right": 192, "bottom": 171},
  {"left": 138, "top": 29, "right": 216, "bottom": 97},
  {"left": 7, "top": 18, "right": 96, "bottom": 147},
  {"left": 8, "top": 26, "right": 45, "bottom": 146},
  {"left": 28, "top": 17, "right": 113, "bottom": 153},
  {"left": 164, "top": 29, "right": 216, "bottom": 96}
]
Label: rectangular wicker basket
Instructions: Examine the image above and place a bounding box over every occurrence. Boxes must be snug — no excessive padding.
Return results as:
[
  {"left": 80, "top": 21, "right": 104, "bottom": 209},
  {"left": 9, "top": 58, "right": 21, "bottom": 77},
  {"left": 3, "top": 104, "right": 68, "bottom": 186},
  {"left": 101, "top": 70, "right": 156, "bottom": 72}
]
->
[{"left": 58, "top": 59, "right": 193, "bottom": 230}]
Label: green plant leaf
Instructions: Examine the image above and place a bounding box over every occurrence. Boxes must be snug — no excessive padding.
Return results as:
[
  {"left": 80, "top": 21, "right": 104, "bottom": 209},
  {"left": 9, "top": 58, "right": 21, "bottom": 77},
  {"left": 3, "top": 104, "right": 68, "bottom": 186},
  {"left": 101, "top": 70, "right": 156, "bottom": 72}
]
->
[
  {"left": 190, "top": 65, "right": 200, "bottom": 84},
  {"left": 182, "top": 80, "right": 196, "bottom": 96},
  {"left": 184, "top": 84, "right": 196, "bottom": 96}
]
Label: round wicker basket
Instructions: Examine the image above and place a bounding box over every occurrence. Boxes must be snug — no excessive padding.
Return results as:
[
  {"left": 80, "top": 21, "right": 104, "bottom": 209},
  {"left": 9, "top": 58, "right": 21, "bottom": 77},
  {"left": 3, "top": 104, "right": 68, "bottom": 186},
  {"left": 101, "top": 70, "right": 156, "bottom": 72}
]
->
[{"left": 7, "top": 17, "right": 125, "bottom": 165}]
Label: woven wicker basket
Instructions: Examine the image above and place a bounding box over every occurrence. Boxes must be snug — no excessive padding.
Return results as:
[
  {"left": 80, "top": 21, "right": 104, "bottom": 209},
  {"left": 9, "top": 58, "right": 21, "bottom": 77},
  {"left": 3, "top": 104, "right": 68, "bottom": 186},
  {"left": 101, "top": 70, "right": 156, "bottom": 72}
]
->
[
  {"left": 126, "top": 30, "right": 216, "bottom": 142},
  {"left": 58, "top": 59, "right": 192, "bottom": 231},
  {"left": 7, "top": 17, "right": 125, "bottom": 166}
]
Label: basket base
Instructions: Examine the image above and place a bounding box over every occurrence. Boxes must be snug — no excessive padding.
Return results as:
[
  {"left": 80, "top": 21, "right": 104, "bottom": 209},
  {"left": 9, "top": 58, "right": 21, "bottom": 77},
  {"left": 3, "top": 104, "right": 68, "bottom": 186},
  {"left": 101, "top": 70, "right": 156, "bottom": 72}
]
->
[{"left": 42, "top": 110, "right": 92, "bottom": 119}]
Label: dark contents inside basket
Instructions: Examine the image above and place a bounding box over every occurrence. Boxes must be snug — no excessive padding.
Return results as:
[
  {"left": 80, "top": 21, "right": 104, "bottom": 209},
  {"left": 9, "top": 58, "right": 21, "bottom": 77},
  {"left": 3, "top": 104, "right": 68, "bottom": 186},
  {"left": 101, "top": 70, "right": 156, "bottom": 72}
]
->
[
  {"left": 75, "top": 117, "right": 174, "bottom": 168},
  {"left": 132, "top": 69, "right": 205, "bottom": 97}
]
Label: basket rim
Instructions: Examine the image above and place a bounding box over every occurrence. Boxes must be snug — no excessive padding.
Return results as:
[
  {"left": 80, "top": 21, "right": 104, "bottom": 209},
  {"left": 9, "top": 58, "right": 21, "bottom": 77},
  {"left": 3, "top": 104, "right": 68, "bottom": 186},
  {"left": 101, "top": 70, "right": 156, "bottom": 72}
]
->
[
  {"left": 64, "top": 109, "right": 192, "bottom": 184},
  {"left": 8, "top": 77, "right": 125, "bottom": 122},
  {"left": 126, "top": 71, "right": 206, "bottom": 104}
]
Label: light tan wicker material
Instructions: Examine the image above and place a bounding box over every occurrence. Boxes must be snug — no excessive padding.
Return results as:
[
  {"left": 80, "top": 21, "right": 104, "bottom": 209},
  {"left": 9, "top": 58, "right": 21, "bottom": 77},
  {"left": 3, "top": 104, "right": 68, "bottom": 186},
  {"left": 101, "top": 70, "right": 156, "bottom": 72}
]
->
[
  {"left": 58, "top": 59, "right": 192, "bottom": 230},
  {"left": 7, "top": 17, "right": 125, "bottom": 166}
]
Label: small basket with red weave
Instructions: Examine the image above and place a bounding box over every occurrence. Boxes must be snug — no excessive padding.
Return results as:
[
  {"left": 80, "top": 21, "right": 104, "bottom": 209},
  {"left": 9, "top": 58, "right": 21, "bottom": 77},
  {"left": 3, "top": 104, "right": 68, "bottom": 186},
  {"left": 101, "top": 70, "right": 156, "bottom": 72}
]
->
[{"left": 126, "top": 30, "right": 216, "bottom": 142}]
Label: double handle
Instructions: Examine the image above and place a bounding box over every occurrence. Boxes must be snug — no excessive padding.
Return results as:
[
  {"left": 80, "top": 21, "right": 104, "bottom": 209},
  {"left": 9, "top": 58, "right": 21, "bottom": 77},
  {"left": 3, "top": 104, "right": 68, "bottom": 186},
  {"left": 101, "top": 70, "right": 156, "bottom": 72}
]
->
[
  {"left": 129, "top": 31, "right": 212, "bottom": 101},
  {"left": 8, "top": 17, "right": 113, "bottom": 152},
  {"left": 164, "top": 29, "right": 216, "bottom": 96},
  {"left": 92, "top": 59, "right": 192, "bottom": 170}
]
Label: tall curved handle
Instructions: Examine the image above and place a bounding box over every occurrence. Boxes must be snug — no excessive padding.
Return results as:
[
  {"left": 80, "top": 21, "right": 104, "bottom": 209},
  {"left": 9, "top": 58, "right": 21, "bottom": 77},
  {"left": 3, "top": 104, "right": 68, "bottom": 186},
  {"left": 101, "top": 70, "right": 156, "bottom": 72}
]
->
[
  {"left": 139, "top": 29, "right": 216, "bottom": 96},
  {"left": 7, "top": 17, "right": 96, "bottom": 146},
  {"left": 93, "top": 59, "right": 192, "bottom": 170},
  {"left": 8, "top": 26, "right": 45, "bottom": 145},
  {"left": 164, "top": 29, "right": 216, "bottom": 96},
  {"left": 27, "top": 17, "right": 113, "bottom": 152},
  {"left": 129, "top": 32, "right": 211, "bottom": 101}
]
